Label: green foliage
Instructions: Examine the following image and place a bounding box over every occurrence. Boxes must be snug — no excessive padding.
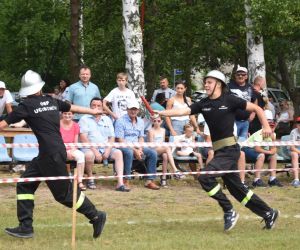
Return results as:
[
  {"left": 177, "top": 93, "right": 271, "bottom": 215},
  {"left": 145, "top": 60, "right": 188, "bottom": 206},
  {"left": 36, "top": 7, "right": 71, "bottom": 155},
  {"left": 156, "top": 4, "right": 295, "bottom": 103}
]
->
[{"left": 0, "top": 0, "right": 299, "bottom": 98}]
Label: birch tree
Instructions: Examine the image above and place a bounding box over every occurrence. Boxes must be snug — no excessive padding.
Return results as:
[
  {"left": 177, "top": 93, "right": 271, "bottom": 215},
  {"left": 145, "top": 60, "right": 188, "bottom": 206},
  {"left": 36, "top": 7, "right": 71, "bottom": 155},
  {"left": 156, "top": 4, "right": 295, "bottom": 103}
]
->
[
  {"left": 122, "top": 0, "right": 145, "bottom": 98},
  {"left": 245, "top": 0, "right": 266, "bottom": 84}
]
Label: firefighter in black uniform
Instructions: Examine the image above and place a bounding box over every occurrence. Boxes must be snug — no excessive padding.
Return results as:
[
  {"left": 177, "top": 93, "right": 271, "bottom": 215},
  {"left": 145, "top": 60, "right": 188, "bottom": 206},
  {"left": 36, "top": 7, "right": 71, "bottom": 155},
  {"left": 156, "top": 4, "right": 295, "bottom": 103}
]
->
[
  {"left": 156, "top": 70, "right": 279, "bottom": 231},
  {"left": 0, "top": 70, "right": 106, "bottom": 239}
]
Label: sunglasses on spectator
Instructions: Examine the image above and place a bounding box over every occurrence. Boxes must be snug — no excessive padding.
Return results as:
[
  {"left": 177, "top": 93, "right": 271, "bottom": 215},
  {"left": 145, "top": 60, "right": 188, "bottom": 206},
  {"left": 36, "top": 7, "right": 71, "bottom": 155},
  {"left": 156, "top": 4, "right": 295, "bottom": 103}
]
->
[
  {"left": 236, "top": 73, "right": 247, "bottom": 77},
  {"left": 153, "top": 119, "right": 161, "bottom": 123},
  {"left": 296, "top": 121, "right": 300, "bottom": 124}
]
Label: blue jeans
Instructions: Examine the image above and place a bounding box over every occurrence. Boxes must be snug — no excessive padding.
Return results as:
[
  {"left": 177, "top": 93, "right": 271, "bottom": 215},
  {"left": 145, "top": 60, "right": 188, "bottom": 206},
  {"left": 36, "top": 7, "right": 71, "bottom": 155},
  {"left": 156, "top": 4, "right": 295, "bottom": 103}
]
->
[
  {"left": 235, "top": 120, "right": 249, "bottom": 142},
  {"left": 119, "top": 147, "right": 157, "bottom": 180}
]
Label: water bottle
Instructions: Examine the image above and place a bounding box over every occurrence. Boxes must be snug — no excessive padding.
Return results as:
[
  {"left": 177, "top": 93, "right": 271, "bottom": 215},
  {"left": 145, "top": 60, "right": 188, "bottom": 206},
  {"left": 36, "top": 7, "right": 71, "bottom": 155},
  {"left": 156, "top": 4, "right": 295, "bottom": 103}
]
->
[{"left": 103, "top": 159, "right": 108, "bottom": 167}]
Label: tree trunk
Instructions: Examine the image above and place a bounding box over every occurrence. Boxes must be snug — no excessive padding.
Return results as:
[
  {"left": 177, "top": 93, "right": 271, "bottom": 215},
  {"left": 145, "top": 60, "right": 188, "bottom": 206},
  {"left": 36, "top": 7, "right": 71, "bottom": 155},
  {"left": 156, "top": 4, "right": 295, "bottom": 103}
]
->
[
  {"left": 245, "top": 1, "right": 266, "bottom": 84},
  {"left": 278, "top": 53, "right": 300, "bottom": 117},
  {"left": 122, "top": 0, "right": 145, "bottom": 100},
  {"left": 144, "top": 0, "right": 158, "bottom": 100},
  {"left": 70, "top": 0, "right": 81, "bottom": 82}
]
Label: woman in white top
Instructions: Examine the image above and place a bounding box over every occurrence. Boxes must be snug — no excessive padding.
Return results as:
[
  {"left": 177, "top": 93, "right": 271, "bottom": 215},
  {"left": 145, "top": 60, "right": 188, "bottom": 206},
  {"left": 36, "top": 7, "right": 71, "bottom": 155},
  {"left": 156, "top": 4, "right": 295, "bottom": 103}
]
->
[
  {"left": 147, "top": 116, "right": 181, "bottom": 187},
  {"left": 165, "top": 80, "right": 200, "bottom": 136},
  {"left": 57, "top": 79, "right": 70, "bottom": 101}
]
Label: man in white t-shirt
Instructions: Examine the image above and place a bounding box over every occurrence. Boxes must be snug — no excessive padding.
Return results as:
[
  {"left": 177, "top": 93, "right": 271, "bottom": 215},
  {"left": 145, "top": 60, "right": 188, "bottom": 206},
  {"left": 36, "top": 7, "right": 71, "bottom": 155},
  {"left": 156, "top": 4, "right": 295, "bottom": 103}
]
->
[
  {"left": 289, "top": 116, "right": 300, "bottom": 187},
  {"left": 103, "top": 72, "right": 136, "bottom": 120},
  {"left": 0, "top": 81, "right": 13, "bottom": 120}
]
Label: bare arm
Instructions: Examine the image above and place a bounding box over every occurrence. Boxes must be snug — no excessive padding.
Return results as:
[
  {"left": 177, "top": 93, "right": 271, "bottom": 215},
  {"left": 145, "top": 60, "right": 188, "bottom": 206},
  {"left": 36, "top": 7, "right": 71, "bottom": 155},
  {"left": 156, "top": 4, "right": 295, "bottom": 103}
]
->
[
  {"left": 0, "top": 120, "right": 8, "bottom": 131},
  {"left": 70, "top": 105, "right": 102, "bottom": 115},
  {"left": 246, "top": 102, "right": 271, "bottom": 138},
  {"left": 157, "top": 107, "right": 191, "bottom": 117},
  {"left": 148, "top": 129, "right": 154, "bottom": 142},
  {"left": 164, "top": 98, "right": 176, "bottom": 135},
  {"left": 103, "top": 100, "right": 117, "bottom": 119},
  {"left": 6, "top": 103, "right": 13, "bottom": 114}
]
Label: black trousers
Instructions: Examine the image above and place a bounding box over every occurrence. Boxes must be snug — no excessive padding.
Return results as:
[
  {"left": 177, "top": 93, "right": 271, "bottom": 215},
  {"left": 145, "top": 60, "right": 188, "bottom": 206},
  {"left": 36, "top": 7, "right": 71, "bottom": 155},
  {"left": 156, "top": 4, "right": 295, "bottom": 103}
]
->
[
  {"left": 198, "top": 144, "right": 272, "bottom": 218},
  {"left": 16, "top": 151, "right": 98, "bottom": 228}
]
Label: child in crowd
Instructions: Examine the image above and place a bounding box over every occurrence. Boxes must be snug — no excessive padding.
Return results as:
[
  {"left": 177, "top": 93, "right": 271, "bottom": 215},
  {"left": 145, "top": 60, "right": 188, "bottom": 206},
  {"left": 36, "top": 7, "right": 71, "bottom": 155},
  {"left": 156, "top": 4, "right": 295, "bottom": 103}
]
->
[
  {"left": 103, "top": 72, "right": 136, "bottom": 121},
  {"left": 60, "top": 111, "right": 86, "bottom": 191},
  {"left": 147, "top": 116, "right": 182, "bottom": 187},
  {"left": 174, "top": 123, "right": 203, "bottom": 170}
]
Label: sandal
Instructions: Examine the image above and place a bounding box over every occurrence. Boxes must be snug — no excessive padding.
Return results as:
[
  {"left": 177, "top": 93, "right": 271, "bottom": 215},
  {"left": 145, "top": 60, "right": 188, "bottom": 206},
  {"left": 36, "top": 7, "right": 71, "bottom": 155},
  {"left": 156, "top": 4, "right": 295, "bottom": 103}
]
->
[
  {"left": 87, "top": 180, "right": 97, "bottom": 190},
  {"left": 174, "top": 171, "right": 185, "bottom": 180},
  {"left": 115, "top": 185, "right": 130, "bottom": 192},
  {"left": 78, "top": 182, "right": 87, "bottom": 191}
]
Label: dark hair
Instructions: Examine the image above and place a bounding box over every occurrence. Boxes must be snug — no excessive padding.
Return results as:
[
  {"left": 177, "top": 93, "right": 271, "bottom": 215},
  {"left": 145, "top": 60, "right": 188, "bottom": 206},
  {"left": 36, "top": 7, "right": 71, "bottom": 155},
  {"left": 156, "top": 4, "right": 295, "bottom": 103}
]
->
[
  {"left": 90, "top": 97, "right": 102, "bottom": 106},
  {"left": 175, "top": 80, "right": 190, "bottom": 107},
  {"left": 155, "top": 93, "right": 166, "bottom": 104},
  {"left": 59, "top": 79, "right": 70, "bottom": 92}
]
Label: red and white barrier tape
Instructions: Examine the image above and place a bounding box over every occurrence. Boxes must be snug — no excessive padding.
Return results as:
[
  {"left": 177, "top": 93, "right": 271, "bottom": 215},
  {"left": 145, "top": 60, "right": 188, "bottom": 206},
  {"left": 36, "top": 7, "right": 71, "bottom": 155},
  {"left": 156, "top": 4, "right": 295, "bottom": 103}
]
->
[
  {"left": 0, "top": 141, "right": 300, "bottom": 148},
  {"left": 0, "top": 168, "right": 294, "bottom": 184}
]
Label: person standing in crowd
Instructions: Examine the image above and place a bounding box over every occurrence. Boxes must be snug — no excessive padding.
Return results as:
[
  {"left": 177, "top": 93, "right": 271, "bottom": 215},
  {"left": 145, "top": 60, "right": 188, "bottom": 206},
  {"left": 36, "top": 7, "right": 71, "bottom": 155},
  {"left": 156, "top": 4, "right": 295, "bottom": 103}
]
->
[
  {"left": 249, "top": 76, "right": 268, "bottom": 134},
  {"left": 103, "top": 72, "right": 136, "bottom": 121},
  {"left": 229, "top": 66, "right": 257, "bottom": 141},
  {"left": 288, "top": 116, "right": 300, "bottom": 187},
  {"left": 66, "top": 65, "right": 101, "bottom": 121},
  {"left": 79, "top": 97, "right": 129, "bottom": 192},
  {"left": 165, "top": 80, "right": 200, "bottom": 136},
  {"left": 151, "top": 76, "right": 176, "bottom": 105},
  {"left": 115, "top": 100, "right": 160, "bottom": 190},
  {"left": 156, "top": 70, "right": 279, "bottom": 232},
  {"left": 0, "top": 70, "right": 106, "bottom": 239},
  {"left": 57, "top": 79, "right": 70, "bottom": 101},
  {"left": 0, "top": 81, "right": 13, "bottom": 120}
]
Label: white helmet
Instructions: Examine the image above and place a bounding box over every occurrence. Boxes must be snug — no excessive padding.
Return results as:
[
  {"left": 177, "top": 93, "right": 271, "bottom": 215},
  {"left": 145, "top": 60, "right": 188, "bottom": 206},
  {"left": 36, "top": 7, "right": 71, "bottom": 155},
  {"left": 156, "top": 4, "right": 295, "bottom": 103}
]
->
[
  {"left": 204, "top": 70, "right": 226, "bottom": 85},
  {"left": 19, "top": 70, "right": 45, "bottom": 97}
]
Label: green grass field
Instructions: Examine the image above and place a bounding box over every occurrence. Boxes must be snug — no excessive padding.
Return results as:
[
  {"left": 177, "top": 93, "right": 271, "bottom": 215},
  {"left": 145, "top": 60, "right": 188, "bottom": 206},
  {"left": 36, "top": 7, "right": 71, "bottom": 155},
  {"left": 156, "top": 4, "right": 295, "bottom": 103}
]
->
[{"left": 0, "top": 166, "right": 299, "bottom": 250}]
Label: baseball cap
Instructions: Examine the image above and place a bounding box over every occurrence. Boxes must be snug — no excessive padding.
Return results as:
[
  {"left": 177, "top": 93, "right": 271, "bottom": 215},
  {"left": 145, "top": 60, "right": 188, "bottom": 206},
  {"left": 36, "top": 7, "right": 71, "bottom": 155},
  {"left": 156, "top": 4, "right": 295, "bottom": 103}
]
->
[
  {"left": 236, "top": 65, "right": 248, "bottom": 74},
  {"left": 296, "top": 117, "right": 300, "bottom": 122},
  {"left": 127, "top": 100, "right": 140, "bottom": 109},
  {"left": 0, "top": 81, "right": 6, "bottom": 89}
]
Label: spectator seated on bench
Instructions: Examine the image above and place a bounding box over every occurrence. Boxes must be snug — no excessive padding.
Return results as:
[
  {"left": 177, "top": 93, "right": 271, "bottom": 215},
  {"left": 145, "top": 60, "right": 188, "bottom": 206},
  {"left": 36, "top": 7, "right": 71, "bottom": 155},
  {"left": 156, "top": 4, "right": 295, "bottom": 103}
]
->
[
  {"left": 115, "top": 100, "right": 160, "bottom": 190},
  {"left": 242, "top": 110, "right": 283, "bottom": 188},
  {"left": 79, "top": 98, "right": 129, "bottom": 192},
  {"left": 147, "top": 115, "right": 184, "bottom": 187},
  {"left": 287, "top": 117, "right": 300, "bottom": 187},
  {"left": 170, "top": 123, "right": 203, "bottom": 172},
  {"left": 60, "top": 111, "right": 86, "bottom": 191}
]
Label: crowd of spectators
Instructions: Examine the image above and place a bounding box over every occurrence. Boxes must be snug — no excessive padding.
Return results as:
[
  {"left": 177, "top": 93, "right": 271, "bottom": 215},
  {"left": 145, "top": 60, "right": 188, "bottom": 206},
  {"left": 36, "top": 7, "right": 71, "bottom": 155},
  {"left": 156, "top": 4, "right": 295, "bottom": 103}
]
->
[{"left": 2, "top": 65, "right": 300, "bottom": 190}]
